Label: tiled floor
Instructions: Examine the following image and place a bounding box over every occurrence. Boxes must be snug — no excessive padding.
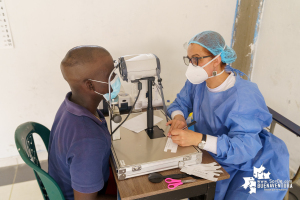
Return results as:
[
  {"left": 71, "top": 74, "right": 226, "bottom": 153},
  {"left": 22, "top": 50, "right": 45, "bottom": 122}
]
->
[
  {"left": 0, "top": 161, "right": 47, "bottom": 200},
  {"left": 8, "top": 180, "right": 43, "bottom": 200},
  {"left": 1, "top": 160, "right": 300, "bottom": 200}
]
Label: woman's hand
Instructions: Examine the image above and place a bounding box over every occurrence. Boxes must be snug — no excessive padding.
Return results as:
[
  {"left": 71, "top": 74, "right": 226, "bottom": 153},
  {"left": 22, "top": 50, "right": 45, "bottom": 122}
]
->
[
  {"left": 170, "top": 129, "right": 203, "bottom": 147},
  {"left": 166, "top": 115, "right": 187, "bottom": 136}
]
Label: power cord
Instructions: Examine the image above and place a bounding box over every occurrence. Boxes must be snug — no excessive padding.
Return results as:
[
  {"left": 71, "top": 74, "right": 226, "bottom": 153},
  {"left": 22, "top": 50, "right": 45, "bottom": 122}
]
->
[
  {"left": 111, "top": 81, "right": 142, "bottom": 136},
  {"left": 156, "top": 78, "right": 170, "bottom": 122}
]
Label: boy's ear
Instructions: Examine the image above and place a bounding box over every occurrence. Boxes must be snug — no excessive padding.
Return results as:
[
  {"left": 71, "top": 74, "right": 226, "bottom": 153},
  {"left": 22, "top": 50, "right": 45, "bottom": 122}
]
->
[{"left": 85, "top": 80, "right": 94, "bottom": 91}]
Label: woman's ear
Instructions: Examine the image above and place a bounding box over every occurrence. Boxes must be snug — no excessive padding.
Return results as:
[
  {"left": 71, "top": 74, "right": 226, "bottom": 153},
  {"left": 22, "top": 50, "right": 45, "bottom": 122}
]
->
[{"left": 214, "top": 56, "right": 222, "bottom": 68}]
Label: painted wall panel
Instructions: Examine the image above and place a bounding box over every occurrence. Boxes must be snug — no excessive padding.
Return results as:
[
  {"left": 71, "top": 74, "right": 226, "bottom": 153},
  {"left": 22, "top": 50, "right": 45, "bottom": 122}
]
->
[
  {"left": 252, "top": 0, "right": 300, "bottom": 172},
  {"left": 0, "top": 0, "right": 236, "bottom": 159},
  {"left": 231, "top": 0, "right": 264, "bottom": 79}
]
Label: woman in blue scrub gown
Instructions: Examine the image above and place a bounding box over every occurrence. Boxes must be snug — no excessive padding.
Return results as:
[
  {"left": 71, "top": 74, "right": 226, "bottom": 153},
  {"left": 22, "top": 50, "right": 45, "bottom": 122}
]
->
[{"left": 167, "top": 31, "right": 290, "bottom": 200}]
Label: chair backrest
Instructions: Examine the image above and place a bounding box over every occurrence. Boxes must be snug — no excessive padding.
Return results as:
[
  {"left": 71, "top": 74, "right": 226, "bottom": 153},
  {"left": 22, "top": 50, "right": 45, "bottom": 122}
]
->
[
  {"left": 15, "top": 122, "right": 65, "bottom": 200},
  {"left": 267, "top": 107, "right": 300, "bottom": 188},
  {"left": 268, "top": 107, "right": 300, "bottom": 137}
]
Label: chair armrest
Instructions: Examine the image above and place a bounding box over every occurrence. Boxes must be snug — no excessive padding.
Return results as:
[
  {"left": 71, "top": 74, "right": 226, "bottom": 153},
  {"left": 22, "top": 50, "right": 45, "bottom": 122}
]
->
[{"left": 268, "top": 107, "right": 300, "bottom": 137}]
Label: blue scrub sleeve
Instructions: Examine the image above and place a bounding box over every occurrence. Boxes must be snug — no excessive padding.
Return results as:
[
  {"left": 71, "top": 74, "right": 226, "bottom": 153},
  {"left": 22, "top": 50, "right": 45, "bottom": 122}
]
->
[
  {"left": 167, "top": 81, "right": 196, "bottom": 119},
  {"left": 67, "top": 138, "right": 108, "bottom": 193},
  {"left": 216, "top": 110, "right": 271, "bottom": 165}
]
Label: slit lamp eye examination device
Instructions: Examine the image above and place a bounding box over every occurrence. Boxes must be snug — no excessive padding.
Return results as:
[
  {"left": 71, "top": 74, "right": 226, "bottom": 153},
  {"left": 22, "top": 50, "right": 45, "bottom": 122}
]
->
[
  {"left": 106, "top": 54, "right": 203, "bottom": 181},
  {"left": 106, "top": 53, "right": 169, "bottom": 140}
]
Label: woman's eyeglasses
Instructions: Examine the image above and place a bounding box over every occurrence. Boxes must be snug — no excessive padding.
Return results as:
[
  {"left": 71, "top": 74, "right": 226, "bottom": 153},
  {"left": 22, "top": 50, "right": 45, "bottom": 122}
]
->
[{"left": 183, "top": 56, "right": 212, "bottom": 67}]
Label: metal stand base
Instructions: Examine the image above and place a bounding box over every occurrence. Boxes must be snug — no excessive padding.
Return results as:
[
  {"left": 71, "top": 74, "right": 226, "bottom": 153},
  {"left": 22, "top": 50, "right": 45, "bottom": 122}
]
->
[{"left": 145, "top": 125, "right": 165, "bottom": 139}]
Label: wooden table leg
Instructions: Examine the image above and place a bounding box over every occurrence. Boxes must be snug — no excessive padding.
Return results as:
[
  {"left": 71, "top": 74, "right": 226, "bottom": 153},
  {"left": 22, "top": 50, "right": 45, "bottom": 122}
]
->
[
  {"left": 189, "top": 182, "right": 216, "bottom": 200},
  {"left": 205, "top": 182, "right": 216, "bottom": 200}
]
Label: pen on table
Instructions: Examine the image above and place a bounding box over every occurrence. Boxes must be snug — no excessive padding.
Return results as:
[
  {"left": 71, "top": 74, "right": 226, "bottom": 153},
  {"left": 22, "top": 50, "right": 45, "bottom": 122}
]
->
[{"left": 168, "top": 121, "right": 197, "bottom": 137}]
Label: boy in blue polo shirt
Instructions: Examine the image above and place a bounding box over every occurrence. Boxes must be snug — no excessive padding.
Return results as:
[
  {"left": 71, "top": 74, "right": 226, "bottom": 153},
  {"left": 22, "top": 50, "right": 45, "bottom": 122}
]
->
[{"left": 48, "top": 46, "right": 117, "bottom": 200}]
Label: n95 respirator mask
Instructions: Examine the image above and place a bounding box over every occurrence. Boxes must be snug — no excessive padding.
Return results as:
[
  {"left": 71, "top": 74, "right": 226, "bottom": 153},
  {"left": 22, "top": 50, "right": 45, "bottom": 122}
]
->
[{"left": 185, "top": 51, "right": 224, "bottom": 84}]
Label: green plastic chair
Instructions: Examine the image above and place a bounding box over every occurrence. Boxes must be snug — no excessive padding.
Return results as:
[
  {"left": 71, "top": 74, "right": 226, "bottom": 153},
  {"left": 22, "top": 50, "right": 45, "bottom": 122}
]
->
[{"left": 15, "top": 122, "right": 65, "bottom": 200}]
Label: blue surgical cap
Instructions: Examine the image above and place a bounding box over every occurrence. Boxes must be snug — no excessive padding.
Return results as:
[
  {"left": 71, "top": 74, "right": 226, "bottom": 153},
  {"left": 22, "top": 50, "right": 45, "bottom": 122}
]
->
[{"left": 188, "top": 31, "right": 237, "bottom": 64}]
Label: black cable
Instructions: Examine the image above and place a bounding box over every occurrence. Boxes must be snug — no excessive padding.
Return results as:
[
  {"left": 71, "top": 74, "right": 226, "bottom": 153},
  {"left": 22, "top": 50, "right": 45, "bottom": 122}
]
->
[
  {"left": 155, "top": 82, "right": 170, "bottom": 120},
  {"left": 111, "top": 85, "right": 141, "bottom": 136},
  {"left": 110, "top": 113, "right": 112, "bottom": 135},
  {"left": 156, "top": 80, "right": 170, "bottom": 122},
  {"left": 155, "top": 83, "right": 162, "bottom": 97}
]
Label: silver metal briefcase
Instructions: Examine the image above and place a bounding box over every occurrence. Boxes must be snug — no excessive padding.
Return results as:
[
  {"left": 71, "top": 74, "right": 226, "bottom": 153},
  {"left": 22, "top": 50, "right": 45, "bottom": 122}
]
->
[{"left": 107, "top": 110, "right": 202, "bottom": 180}]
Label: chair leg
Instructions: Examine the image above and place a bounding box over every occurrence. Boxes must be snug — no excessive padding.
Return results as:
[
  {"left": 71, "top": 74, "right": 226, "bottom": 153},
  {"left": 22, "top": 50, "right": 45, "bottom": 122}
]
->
[
  {"left": 292, "top": 166, "right": 300, "bottom": 183},
  {"left": 283, "top": 189, "right": 289, "bottom": 200},
  {"left": 269, "top": 121, "right": 276, "bottom": 134},
  {"left": 284, "top": 166, "right": 300, "bottom": 200}
]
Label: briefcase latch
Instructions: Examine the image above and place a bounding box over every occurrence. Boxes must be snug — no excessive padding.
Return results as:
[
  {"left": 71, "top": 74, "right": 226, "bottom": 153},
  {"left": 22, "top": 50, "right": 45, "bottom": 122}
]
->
[
  {"left": 178, "top": 156, "right": 192, "bottom": 169},
  {"left": 117, "top": 168, "right": 126, "bottom": 180},
  {"left": 183, "top": 155, "right": 192, "bottom": 161},
  {"left": 132, "top": 165, "right": 142, "bottom": 172}
]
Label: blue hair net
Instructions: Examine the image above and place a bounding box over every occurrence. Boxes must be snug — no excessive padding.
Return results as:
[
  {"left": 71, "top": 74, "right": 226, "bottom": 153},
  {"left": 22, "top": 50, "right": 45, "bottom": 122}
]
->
[{"left": 188, "top": 31, "right": 237, "bottom": 64}]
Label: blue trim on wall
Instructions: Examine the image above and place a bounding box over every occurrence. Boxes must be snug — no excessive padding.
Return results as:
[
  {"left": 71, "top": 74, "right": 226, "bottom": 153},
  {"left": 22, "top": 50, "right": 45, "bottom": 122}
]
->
[
  {"left": 230, "top": 0, "right": 265, "bottom": 79},
  {"left": 230, "top": 0, "right": 240, "bottom": 48},
  {"left": 249, "top": 0, "right": 265, "bottom": 77}
]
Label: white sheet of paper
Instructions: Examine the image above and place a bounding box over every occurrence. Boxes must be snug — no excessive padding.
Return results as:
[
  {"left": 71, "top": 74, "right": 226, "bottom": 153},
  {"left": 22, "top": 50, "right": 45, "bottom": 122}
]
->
[
  {"left": 121, "top": 112, "right": 163, "bottom": 133},
  {"left": 164, "top": 137, "right": 178, "bottom": 153}
]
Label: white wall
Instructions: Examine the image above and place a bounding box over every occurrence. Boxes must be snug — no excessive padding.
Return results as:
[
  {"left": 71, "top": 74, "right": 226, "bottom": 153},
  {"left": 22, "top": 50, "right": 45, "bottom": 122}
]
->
[
  {"left": 252, "top": 0, "right": 300, "bottom": 172},
  {"left": 0, "top": 0, "right": 236, "bottom": 160}
]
